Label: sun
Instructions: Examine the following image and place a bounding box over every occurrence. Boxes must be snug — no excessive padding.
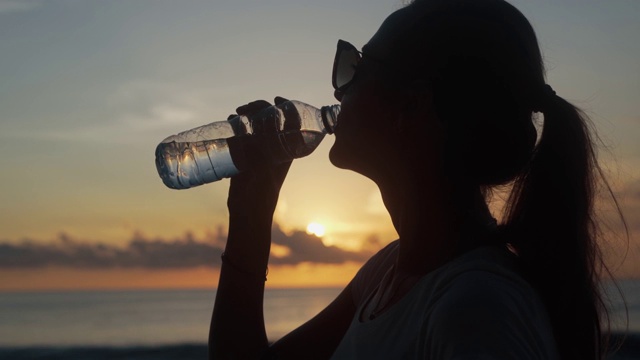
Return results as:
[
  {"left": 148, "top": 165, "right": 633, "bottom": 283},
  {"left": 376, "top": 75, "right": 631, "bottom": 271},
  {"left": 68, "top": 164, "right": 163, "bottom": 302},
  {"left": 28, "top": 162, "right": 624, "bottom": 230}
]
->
[{"left": 306, "top": 222, "right": 326, "bottom": 237}]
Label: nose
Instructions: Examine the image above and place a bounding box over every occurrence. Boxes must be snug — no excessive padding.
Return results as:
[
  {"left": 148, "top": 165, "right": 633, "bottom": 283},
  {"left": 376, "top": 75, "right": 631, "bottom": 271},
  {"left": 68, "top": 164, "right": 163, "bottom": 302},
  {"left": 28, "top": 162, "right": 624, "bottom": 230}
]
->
[{"left": 334, "top": 89, "right": 344, "bottom": 102}]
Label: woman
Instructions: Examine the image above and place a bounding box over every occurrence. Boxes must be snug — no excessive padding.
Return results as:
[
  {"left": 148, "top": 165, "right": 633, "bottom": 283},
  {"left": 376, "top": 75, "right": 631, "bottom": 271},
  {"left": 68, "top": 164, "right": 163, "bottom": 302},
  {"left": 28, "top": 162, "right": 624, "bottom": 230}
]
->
[{"left": 209, "top": 0, "right": 618, "bottom": 358}]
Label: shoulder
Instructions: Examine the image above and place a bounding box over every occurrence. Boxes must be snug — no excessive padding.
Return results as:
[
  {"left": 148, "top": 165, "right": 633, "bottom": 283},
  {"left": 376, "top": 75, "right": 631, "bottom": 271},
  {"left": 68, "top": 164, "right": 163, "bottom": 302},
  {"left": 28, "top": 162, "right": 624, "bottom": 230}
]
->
[
  {"left": 350, "top": 240, "right": 399, "bottom": 306},
  {"left": 431, "top": 268, "right": 542, "bottom": 328},
  {"left": 421, "top": 251, "right": 559, "bottom": 359}
]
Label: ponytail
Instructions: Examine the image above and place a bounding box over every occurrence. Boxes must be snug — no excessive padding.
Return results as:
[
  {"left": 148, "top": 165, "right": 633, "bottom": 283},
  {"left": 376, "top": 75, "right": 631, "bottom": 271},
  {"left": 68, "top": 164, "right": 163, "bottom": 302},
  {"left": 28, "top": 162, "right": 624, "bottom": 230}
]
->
[
  {"left": 399, "top": 0, "right": 626, "bottom": 357},
  {"left": 503, "top": 94, "right": 613, "bottom": 359}
]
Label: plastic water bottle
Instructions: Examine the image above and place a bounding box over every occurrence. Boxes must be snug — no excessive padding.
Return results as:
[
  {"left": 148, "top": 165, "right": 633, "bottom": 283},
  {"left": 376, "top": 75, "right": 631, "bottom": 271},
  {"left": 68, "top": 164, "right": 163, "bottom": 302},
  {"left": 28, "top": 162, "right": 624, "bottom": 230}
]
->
[{"left": 155, "top": 100, "right": 340, "bottom": 189}]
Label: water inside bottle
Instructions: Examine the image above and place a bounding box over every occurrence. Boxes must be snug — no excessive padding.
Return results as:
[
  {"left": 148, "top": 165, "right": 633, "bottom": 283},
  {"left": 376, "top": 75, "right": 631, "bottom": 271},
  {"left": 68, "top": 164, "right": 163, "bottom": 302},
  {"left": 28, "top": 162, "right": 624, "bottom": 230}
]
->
[
  {"left": 155, "top": 139, "right": 238, "bottom": 189},
  {"left": 155, "top": 128, "right": 326, "bottom": 189}
]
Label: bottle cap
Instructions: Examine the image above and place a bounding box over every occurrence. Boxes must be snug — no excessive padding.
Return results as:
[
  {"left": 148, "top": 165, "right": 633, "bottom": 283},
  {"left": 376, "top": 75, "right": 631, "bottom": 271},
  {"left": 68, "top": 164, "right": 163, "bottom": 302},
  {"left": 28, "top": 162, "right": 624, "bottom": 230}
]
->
[{"left": 321, "top": 104, "right": 340, "bottom": 134}]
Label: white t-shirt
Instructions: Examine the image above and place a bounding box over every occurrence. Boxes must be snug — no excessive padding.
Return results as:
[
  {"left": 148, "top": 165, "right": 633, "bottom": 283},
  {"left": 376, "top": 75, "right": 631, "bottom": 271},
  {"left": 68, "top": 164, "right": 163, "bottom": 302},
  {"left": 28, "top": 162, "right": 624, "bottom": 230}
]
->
[{"left": 330, "top": 241, "right": 560, "bottom": 359}]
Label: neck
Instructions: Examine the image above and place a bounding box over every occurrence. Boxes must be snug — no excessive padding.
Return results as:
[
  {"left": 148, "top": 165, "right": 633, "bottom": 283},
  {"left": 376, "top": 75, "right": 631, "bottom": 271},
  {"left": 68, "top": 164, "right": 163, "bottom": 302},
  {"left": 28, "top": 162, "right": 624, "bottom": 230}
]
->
[{"left": 380, "top": 175, "right": 494, "bottom": 277}]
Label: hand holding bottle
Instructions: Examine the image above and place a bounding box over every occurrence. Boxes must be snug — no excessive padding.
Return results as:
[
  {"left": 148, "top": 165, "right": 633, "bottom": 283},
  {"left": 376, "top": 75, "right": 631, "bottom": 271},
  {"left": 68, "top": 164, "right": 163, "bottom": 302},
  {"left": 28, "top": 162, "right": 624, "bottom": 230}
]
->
[
  {"left": 226, "top": 97, "right": 293, "bottom": 220},
  {"left": 210, "top": 98, "right": 295, "bottom": 358}
]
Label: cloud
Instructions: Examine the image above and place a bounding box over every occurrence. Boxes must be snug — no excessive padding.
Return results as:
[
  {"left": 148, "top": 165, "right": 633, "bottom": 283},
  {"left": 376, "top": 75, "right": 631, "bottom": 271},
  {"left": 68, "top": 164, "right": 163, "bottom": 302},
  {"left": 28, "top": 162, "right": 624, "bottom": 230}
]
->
[
  {"left": 2, "top": 80, "right": 223, "bottom": 144},
  {"left": 0, "top": 232, "right": 220, "bottom": 269},
  {"left": 270, "top": 226, "right": 372, "bottom": 265},
  {"left": 0, "top": 223, "right": 372, "bottom": 269}
]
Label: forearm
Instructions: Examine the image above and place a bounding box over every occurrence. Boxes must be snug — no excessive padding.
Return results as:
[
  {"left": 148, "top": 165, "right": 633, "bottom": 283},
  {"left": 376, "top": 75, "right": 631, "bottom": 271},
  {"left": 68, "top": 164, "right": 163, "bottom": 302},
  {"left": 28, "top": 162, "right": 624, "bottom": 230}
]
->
[
  {"left": 207, "top": 111, "right": 291, "bottom": 358},
  {"left": 209, "top": 213, "right": 273, "bottom": 359}
]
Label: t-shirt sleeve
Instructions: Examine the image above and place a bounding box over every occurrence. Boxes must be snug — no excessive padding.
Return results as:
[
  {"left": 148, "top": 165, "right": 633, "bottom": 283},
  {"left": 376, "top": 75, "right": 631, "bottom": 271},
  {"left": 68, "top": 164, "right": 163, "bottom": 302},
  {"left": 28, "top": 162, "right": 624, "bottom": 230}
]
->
[{"left": 420, "top": 270, "right": 558, "bottom": 360}]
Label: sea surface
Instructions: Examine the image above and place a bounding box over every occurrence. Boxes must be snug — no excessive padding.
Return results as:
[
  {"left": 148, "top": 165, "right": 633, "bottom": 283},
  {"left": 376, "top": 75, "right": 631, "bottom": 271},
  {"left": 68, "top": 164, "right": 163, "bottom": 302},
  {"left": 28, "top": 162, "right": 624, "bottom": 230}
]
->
[{"left": 1, "top": 281, "right": 640, "bottom": 359}]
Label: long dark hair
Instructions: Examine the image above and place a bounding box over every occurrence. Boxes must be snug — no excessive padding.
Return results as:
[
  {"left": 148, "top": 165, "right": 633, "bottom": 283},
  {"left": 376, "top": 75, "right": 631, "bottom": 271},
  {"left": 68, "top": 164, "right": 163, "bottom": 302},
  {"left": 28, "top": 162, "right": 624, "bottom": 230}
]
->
[{"left": 398, "top": 0, "right": 626, "bottom": 358}]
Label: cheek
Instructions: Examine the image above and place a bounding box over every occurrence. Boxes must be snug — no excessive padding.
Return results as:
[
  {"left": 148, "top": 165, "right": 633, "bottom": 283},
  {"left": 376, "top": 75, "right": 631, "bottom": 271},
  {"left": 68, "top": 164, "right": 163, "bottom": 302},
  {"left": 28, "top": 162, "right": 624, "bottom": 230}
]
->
[
  {"left": 335, "top": 78, "right": 392, "bottom": 135},
  {"left": 329, "top": 86, "right": 396, "bottom": 170}
]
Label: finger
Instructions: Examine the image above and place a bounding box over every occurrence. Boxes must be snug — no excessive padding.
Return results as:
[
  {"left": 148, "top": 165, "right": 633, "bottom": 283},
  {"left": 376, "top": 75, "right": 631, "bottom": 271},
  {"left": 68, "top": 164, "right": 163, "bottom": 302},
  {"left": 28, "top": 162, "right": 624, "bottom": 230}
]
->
[
  {"left": 236, "top": 100, "right": 272, "bottom": 116},
  {"left": 274, "top": 96, "right": 290, "bottom": 106}
]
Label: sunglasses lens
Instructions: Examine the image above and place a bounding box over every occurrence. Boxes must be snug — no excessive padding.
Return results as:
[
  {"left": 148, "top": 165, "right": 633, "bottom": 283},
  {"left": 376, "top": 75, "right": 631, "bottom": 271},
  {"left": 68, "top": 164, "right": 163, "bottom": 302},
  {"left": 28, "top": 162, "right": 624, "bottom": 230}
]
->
[{"left": 334, "top": 45, "right": 360, "bottom": 89}]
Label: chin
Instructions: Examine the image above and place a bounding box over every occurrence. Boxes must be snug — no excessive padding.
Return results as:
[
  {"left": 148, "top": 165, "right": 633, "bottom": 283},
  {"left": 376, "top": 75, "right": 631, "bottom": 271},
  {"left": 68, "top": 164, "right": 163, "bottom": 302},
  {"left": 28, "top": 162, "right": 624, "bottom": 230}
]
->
[
  {"left": 328, "top": 143, "right": 351, "bottom": 170},
  {"left": 328, "top": 141, "right": 372, "bottom": 176}
]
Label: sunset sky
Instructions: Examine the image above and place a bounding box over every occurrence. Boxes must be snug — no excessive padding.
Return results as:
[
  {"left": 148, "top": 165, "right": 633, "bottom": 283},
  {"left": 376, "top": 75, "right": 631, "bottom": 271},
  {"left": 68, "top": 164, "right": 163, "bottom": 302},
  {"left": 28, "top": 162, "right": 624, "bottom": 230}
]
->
[{"left": 0, "top": 0, "right": 639, "bottom": 291}]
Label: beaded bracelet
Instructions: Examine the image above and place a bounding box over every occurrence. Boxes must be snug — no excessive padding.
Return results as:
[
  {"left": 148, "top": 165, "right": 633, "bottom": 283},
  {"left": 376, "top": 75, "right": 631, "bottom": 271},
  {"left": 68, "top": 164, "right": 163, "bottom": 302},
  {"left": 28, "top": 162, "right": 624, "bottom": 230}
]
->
[{"left": 221, "top": 252, "right": 268, "bottom": 282}]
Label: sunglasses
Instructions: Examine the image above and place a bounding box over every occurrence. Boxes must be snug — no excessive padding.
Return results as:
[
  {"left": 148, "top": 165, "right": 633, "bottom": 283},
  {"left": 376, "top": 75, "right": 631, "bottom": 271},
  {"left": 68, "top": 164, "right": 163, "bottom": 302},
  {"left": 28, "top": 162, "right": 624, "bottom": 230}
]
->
[
  {"left": 332, "top": 39, "right": 427, "bottom": 93},
  {"left": 332, "top": 40, "right": 363, "bottom": 91}
]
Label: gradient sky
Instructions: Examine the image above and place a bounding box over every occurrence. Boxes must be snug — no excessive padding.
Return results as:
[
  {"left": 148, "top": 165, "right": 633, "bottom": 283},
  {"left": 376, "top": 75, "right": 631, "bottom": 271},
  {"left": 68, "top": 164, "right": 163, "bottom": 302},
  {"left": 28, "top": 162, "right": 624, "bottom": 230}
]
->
[{"left": 0, "top": 0, "right": 639, "bottom": 291}]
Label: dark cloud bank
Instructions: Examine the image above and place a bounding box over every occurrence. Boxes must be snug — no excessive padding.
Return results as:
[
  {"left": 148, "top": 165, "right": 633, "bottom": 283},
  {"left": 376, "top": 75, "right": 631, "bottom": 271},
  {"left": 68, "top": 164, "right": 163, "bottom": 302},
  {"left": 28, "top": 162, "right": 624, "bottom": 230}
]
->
[{"left": 0, "top": 224, "right": 373, "bottom": 270}]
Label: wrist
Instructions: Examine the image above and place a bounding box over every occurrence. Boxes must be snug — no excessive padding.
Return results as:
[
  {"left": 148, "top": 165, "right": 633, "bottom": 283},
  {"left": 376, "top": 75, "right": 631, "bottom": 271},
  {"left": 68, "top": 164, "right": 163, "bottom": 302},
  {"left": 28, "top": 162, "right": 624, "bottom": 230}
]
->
[
  {"left": 225, "top": 215, "right": 272, "bottom": 275},
  {"left": 228, "top": 212, "right": 273, "bottom": 235},
  {"left": 221, "top": 252, "right": 269, "bottom": 282}
]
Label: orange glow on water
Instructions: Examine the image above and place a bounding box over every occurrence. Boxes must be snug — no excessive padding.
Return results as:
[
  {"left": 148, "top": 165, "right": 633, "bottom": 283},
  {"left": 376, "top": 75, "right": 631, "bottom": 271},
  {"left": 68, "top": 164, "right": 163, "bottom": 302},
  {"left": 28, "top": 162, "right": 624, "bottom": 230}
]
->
[{"left": 0, "top": 263, "right": 362, "bottom": 292}]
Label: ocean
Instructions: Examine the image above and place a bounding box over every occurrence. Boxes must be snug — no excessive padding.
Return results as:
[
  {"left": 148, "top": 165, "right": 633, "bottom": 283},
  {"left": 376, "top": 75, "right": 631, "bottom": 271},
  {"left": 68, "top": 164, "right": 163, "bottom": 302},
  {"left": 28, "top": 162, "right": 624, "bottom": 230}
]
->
[{"left": 0, "top": 282, "right": 639, "bottom": 359}]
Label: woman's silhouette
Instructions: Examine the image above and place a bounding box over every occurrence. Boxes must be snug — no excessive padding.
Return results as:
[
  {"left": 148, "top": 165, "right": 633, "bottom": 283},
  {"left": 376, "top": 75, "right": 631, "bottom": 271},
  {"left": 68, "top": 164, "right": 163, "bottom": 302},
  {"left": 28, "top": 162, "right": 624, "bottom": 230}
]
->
[{"left": 209, "top": 0, "right": 621, "bottom": 359}]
